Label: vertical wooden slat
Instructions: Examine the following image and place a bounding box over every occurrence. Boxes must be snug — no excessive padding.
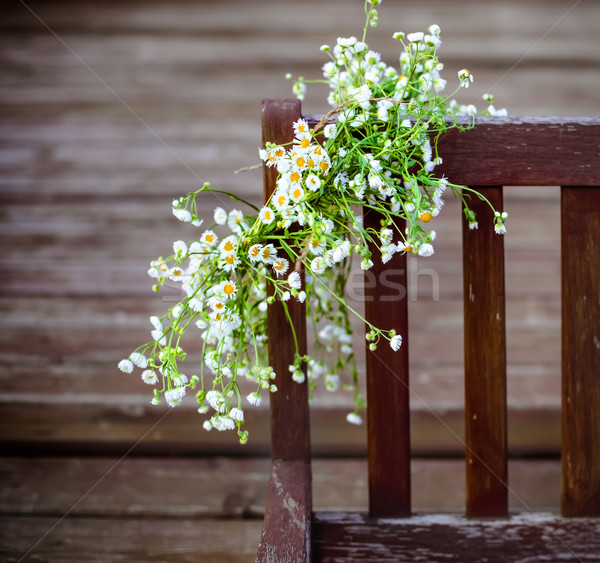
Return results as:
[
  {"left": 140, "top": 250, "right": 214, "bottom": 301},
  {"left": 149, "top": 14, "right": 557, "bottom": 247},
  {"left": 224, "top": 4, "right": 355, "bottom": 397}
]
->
[
  {"left": 261, "top": 98, "right": 310, "bottom": 461},
  {"left": 364, "top": 210, "right": 411, "bottom": 517},
  {"left": 561, "top": 186, "right": 600, "bottom": 517},
  {"left": 462, "top": 186, "right": 508, "bottom": 518},
  {"left": 257, "top": 99, "right": 312, "bottom": 563}
]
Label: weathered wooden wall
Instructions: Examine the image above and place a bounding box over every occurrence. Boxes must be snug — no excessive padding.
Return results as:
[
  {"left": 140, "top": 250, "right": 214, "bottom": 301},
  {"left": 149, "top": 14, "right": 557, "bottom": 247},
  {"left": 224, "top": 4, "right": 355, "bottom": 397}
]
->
[{"left": 1, "top": 0, "right": 598, "bottom": 560}]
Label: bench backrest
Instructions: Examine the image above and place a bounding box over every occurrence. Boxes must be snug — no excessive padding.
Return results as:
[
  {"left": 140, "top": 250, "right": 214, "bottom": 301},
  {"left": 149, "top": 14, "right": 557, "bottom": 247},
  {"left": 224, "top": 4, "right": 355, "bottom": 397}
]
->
[{"left": 261, "top": 98, "right": 600, "bottom": 519}]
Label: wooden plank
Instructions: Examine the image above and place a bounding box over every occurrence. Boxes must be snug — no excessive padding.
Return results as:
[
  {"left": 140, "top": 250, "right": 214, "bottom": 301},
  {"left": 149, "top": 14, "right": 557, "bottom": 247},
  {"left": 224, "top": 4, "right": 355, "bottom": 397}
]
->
[
  {"left": 256, "top": 460, "right": 312, "bottom": 563},
  {"left": 0, "top": 401, "right": 563, "bottom": 458},
  {"left": 560, "top": 186, "right": 600, "bottom": 517},
  {"left": 2, "top": 0, "right": 598, "bottom": 68},
  {"left": 462, "top": 187, "right": 508, "bottom": 517},
  {"left": 363, "top": 211, "right": 411, "bottom": 517},
  {"left": 261, "top": 98, "right": 310, "bottom": 462},
  {"left": 313, "top": 512, "right": 600, "bottom": 563},
  {"left": 0, "top": 457, "right": 562, "bottom": 518},
  {"left": 304, "top": 117, "right": 600, "bottom": 187},
  {"left": 257, "top": 98, "right": 311, "bottom": 561},
  {"left": 0, "top": 516, "right": 262, "bottom": 563},
  {"left": 437, "top": 117, "right": 600, "bottom": 186}
]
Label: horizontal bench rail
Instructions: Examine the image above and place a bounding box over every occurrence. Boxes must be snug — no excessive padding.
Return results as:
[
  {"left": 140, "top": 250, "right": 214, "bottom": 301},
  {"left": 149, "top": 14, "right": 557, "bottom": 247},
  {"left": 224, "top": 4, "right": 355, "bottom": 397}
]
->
[{"left": 258, "top": 100, "right": 600, "bottom": 561}]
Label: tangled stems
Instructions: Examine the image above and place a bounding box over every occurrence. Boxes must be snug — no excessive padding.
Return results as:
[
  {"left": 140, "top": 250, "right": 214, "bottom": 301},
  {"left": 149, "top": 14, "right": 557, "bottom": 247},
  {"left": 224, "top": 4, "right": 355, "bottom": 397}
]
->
[{"left": 118, "top": 0, "right": 508, "bottom": 443}]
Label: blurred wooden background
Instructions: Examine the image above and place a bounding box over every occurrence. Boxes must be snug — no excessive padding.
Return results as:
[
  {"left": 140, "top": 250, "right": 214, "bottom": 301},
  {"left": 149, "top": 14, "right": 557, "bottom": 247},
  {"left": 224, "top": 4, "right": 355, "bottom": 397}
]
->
[{"left": 1, "top": 0, "right": 599, "bottom": 560}]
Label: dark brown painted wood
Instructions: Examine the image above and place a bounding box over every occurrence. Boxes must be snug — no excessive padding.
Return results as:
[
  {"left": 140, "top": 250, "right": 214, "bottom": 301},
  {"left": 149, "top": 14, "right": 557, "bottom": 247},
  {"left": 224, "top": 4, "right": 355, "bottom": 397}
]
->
[
  {"left": 462, "top": 186, "right": 508, "bottom": 517},
  {"left": 313, "top": 512, "right": 600, "bottom": 562},
  {"left": 261, "top": 98, "right": 311, "bottom": 462},
  {"left": 256, "top": 459, "right": 312, "bottom": 562},
  {"left": 258, "top": 99, "right": 312, "bottom": 562},
  {"left": 561, "top": 186, "right": 600, "bottom": 517},
  {"left": 304, "top": 116, "right": 600, "bottom": 186},
  {"left": 363, "top": 211, "right": 411, "bottom": 518}
]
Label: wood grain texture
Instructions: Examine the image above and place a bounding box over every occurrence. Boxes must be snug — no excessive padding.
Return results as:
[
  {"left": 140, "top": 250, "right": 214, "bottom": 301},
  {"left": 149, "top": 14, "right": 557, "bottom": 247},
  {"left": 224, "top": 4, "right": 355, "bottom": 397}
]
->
[
  {"left": 0, "top": 457, "right": 563, "bottom": 517},
  {"left": 0, "top": 456, "right": 564, "bottom": 562},
  {"left": 363, "top": 211, "right": 411, "bottom": 518},
  {"left": 560, "top": 186, "right": 600, "bottom": 517},
  {"left": 0, "top": 516, "right": 262, "bottom": 563},
  {"left": 312, "top": 512, "right": 600, "bottom": 563},
  {"left": 462, "top": 187, "right": 508, "bottom": 517},
  {"left": 256, "top": 460, "right": 312, "bottom": 563}
]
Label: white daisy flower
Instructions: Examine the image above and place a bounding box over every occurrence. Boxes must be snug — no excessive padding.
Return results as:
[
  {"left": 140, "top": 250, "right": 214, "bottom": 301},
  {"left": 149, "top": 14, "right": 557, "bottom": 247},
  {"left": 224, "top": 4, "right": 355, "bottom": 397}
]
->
[
  {"left": 407, "top": 32, "right": 424, "bottom": 43},
  {"left": 390, "top": 334, "right": 403, "bottom": 351},
  {"left": 200, "top": 230, "right": 218, "bottom": 246},
  {"left": 346, "top": 412, "right": 363, "bottom": 425},
  {"left": 381, "top": 244, "right": 397, "bottom": 264},
  {"left": 141, "top": 370, "right": 157, "bottom": 384},
  {"left": 118, "top": 359, "right": 134, "bottom": 373},
  {"left": 219, "top": 254, "right": 239, "bottom": 272},
  {"left": 305, "top": 174, "right": 321, "bottom": 192},
  {"left": 288, "top": 271, "right": 302, "bottom": 289},
  {"left": 311, "top": 256, "right": 327, "bottom": 274},
  {"left": 168, "top": 266, "right": 185, "bottom": 281},
  {"left": 173, "top": 208, "right": 192, "bottom": 223},
  {"left": 214, "top": 207, "right": 228, "bottom": 225},
  {"left": 289, "top": 185, "right": 305, "bottom": 203},
  {"left": 259, "top": 206, "right": 276, "bottom": 225},
  {"left": 272, "top": 191, "right": 290, "bottom": 211},
  {"left": 324, "top": 123, "right": 337, "bottom": 139},
  {"left": 227, "top": 209, "right": 246, "bottom": 233},
  {"left": 458, "top": 68, "right": 474, "bottom": 88},
  {"left": 272, "top": 257, "right": 290, "bottom": 277},
  {"left": 247, "top": 392, "right": 261, "bottom": 406},
  {"left": 308, "top": 238, "right": 325, "bottom": 256},
  {"left": 213, "top": 416, "right": 236, "bottom": 431},
  {"left": 215, "top": 279, "right": 237, "bottom": 300},
  {"left": 248, "top": 243, "right": 263, "bottom": 263},
  {"left": 165, "top": 386, "right": 186, "bottom": 408},
  {"left": 259, "top": 244, "right": 277, "bottom": 264},
  {"left": 293, "top": 118, "right": 310, "bottom": 138},
  {"left": 129, "top": 352, "right": 148, "bottom": 369},
  {"left": 418, "top": 243, "right": 435, "bottom": 257}
]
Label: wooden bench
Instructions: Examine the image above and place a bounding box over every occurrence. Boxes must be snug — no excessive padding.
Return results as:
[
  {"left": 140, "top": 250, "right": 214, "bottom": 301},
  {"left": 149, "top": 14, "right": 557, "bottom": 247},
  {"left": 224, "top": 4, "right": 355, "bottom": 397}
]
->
[{"left": 256, "top": 99, "right": 600, "bottom": 562}]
